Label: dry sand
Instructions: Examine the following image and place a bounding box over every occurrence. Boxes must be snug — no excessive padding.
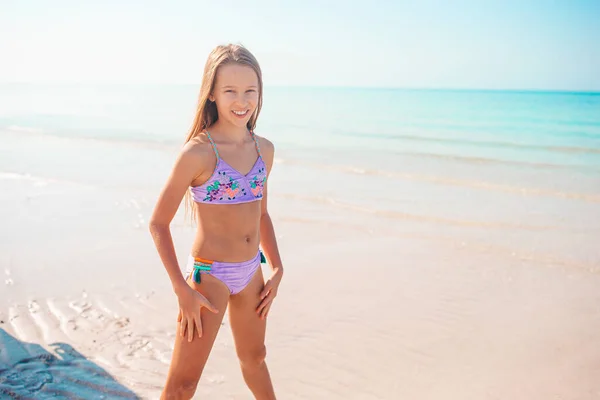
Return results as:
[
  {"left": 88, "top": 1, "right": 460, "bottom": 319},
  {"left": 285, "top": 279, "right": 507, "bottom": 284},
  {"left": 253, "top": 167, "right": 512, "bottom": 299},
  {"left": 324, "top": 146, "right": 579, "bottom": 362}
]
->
[{"left": 2, "top": 204, "right": 600, "bottom": 399}]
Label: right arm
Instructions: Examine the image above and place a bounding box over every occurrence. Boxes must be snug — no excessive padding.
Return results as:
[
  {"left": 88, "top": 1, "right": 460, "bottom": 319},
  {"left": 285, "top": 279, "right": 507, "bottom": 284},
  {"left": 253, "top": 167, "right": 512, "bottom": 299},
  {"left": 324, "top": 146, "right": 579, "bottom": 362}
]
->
[
  {"left": 148, "top": 142, "right": 201, "bottom": 294},
  {"left": 149, "top": 142, "right": 218, "bottom": 341}
]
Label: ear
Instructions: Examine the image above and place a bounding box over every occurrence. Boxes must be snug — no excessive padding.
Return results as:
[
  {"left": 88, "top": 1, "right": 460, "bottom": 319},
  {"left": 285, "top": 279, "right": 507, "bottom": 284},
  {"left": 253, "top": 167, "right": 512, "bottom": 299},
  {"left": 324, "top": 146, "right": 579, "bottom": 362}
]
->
[{"left": 208, "top": 93, "right": 215, "bottom": 102}]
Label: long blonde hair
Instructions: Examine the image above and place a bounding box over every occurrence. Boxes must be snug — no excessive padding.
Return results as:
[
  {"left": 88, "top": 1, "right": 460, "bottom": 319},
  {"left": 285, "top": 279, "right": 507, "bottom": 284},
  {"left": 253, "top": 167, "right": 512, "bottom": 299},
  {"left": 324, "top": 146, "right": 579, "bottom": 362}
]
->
[{"left": 183, "top": 44, "right": 264, "bottom": 220}]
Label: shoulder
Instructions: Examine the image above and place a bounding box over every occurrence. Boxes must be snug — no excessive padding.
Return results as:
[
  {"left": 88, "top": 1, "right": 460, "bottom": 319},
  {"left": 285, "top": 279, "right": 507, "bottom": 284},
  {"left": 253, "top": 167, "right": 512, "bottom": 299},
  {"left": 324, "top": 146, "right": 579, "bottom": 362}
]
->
[
  {"left": 183, "top": 132, "right": 215, "bottom": 158},
  {"left": 255, "top": 133, "right": 275, "bottom": 170},
  {"left": 255, "top": 134, "right": 274, "bottom": 157},
  {"left": 175, "top": 133, "right": 217, "bottom": 178}
]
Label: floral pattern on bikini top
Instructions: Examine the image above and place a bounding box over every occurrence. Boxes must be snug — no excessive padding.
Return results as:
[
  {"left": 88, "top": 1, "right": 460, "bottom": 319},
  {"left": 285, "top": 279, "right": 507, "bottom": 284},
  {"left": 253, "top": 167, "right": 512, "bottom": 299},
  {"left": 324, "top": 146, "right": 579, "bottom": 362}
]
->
[{"left": 191, "top": 159, "right": 267, "bottom": 204}]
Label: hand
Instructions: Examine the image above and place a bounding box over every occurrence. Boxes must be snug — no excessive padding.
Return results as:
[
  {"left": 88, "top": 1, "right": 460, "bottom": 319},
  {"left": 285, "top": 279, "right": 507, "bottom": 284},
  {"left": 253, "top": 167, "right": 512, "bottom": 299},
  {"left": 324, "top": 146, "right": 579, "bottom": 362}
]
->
[
  {"left": 176, "top": 285, "right": 219, "bottom": 342},
  {"left": 257, "top": 267, "right": 283, "bottom": 320}
]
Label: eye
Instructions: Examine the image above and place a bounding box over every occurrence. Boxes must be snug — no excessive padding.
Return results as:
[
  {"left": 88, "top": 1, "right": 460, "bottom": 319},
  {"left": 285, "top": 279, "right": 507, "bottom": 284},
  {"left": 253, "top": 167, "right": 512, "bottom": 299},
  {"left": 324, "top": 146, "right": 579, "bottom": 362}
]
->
[
  {"left": 246, "top": 89, "right": 256, "bottom": 93},
  {"left": 225, "top": 90, "right": 234, "bottom": 93}
]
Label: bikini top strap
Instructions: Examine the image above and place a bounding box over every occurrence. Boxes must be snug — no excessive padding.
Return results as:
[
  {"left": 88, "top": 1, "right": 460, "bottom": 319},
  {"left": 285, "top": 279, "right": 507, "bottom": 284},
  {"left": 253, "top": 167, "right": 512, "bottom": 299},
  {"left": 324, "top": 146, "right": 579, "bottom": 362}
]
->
[
  {"left": 250, "top": 131, "right": 262, "bottom": 158},
  {"left": 205, "top": 131, "right": 220, "bottom": 159}
]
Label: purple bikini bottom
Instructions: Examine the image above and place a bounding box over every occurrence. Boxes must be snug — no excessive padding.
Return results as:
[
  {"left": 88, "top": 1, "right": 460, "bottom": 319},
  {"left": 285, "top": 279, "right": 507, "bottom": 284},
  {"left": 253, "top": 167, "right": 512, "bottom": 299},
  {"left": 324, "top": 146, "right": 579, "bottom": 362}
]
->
[{"left": 185, "top": 251, "right": 262, "bottom": 295}]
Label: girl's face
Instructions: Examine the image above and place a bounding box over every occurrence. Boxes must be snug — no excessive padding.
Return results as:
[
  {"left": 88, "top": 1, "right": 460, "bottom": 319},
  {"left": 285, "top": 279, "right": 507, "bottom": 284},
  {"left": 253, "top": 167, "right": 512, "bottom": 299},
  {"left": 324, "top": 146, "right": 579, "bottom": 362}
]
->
[{"left": 210, "top": 63, "right": 260, "bottom": 129}]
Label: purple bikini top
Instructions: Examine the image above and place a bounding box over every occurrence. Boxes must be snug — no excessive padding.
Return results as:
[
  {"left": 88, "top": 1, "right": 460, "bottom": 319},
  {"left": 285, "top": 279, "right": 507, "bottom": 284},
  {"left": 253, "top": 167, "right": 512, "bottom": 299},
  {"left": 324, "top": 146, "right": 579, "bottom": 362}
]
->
[{"left": 190, "top": 131, "right": 267, "bottom": 204}]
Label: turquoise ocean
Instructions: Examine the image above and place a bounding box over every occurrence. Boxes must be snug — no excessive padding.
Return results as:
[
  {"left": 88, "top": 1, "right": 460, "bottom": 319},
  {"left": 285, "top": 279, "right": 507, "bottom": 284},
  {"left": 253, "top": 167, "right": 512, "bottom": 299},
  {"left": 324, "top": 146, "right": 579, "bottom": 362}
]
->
[{"left": 2, "top": 85, "right": 599, "bottom": 167}]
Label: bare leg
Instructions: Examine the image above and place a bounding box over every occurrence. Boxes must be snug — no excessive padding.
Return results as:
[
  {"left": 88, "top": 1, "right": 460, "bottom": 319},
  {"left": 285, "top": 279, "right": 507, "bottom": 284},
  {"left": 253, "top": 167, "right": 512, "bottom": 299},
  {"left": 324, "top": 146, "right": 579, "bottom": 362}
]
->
[
  {"left": 229, "top": 267, "right": 276, "bottom": 400},
  {"left": 161, "top": 274, "right": 231, "bottom": 400}
]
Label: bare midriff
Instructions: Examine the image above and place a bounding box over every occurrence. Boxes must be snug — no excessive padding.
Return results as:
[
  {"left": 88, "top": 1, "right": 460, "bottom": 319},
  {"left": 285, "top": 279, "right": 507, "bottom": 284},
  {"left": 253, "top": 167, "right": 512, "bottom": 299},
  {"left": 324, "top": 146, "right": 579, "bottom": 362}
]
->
[{"left": 190, "top": 201, "right": 262, "bottom": 262}]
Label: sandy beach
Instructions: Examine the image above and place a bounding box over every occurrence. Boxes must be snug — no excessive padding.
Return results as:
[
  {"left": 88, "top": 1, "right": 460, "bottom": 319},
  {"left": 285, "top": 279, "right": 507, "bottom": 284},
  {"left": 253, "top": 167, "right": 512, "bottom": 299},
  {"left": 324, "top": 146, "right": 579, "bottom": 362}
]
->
[{"left": 2, "top": 121, "right": 600, "bottom": 399}]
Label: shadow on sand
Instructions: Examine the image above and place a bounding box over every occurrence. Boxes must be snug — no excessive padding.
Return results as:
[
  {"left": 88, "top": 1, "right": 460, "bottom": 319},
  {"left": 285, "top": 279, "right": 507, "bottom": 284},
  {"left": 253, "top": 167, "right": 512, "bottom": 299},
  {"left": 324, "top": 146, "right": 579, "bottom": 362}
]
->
[{"left": 0, "top": 328, "right": 140, "bottom": 399}]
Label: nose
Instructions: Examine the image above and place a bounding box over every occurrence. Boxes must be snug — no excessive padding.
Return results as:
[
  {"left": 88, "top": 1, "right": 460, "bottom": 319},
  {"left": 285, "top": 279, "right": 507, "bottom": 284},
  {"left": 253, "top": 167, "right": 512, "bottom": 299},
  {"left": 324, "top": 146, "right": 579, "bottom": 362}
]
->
[{"left": 234, "top": 95, "right": 250, "bottom": 107}]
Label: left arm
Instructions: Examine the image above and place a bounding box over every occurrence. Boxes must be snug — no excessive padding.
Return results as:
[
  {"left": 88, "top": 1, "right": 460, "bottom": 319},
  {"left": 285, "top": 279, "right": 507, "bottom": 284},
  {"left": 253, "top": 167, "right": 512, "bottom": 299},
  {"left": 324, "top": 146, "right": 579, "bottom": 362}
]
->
[
  {"left": 256, "top": 137, "right": 284, "bottom": 319},
  {"left": 258, "top": 137, "right": 283, "bottom": 271},
  {"left": 260, "top": 205, "right": 284, "bottom": 271},
  {"left": 260, "top": 185, "right": 283, "bottom": 273}
]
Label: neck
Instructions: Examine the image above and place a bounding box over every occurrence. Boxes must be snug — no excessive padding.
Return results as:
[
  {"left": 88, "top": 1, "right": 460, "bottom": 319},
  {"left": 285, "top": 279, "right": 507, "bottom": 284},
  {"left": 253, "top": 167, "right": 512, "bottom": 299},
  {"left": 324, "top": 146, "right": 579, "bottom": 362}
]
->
[{"left": 209, "top": 120, "right": 249, "bottom": 142}]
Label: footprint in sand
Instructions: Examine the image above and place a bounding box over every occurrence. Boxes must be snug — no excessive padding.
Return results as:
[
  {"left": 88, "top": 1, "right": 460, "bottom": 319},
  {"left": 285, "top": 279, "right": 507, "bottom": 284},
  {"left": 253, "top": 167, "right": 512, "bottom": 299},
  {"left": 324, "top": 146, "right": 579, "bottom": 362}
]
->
[
  {"left": 2, "top": 292, "right": 174, "bottom": 397},
  {"left": 28, "top": 300, "right": 41, "bottom": 314},
  {"left": 4, "top": 268, "right": 13, "bottom": 286}
]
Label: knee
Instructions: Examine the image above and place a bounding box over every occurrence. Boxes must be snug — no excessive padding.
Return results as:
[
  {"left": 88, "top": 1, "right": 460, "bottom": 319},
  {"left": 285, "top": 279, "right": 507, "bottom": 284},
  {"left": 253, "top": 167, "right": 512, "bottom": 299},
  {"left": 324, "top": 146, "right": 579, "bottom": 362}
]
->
[
  {"left": 161, "top": 379, "right": 199, "bottom": 400},
  {"left": 237, "top": 345, "right": 267, "bottom": 369}
]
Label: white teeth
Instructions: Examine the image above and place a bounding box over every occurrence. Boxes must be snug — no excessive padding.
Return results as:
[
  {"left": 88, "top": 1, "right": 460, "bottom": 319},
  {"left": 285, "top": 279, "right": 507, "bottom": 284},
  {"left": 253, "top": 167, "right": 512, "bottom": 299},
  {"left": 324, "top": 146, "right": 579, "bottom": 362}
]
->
[{"left": 233, "top": 110, "right": 248, "bottom": 115}]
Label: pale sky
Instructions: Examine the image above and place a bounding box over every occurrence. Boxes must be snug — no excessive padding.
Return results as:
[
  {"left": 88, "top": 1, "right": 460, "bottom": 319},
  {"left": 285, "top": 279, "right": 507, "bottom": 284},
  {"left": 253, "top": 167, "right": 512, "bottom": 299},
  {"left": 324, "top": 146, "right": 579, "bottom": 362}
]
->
[{"left": 1, "top": 0, "right": 599, "bottom": 90}]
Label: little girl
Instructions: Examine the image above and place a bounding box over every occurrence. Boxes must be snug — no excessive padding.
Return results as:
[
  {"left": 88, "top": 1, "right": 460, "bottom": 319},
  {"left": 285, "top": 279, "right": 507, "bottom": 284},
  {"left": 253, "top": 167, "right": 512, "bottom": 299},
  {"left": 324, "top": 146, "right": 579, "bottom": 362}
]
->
[{"left": 149, "top": 43, "right": 283, "bottom": 400}]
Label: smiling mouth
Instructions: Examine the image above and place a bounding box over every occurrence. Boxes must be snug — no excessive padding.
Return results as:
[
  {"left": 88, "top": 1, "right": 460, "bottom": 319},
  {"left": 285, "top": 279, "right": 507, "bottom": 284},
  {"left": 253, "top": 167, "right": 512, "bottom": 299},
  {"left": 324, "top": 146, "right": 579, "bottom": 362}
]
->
[{"left": 232, "top": 110, "right": 249, "bottom": 117}]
